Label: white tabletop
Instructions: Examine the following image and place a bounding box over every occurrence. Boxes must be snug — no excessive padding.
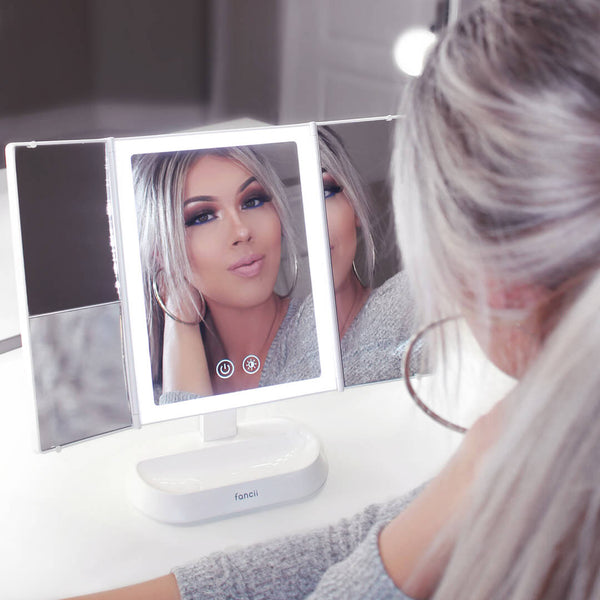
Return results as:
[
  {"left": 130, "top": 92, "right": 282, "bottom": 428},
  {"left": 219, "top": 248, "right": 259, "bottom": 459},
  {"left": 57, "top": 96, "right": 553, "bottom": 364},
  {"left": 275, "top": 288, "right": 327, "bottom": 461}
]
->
[{"left": 0, "top": 346, "right": 461, "bottom": 600}]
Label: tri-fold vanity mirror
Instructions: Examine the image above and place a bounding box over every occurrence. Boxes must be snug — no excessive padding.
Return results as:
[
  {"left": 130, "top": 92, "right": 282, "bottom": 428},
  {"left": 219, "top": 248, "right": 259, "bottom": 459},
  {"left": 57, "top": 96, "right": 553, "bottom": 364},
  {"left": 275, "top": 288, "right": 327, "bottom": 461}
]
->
[{"left": 6, "top": 117, "right": 412, "bottom": 522}]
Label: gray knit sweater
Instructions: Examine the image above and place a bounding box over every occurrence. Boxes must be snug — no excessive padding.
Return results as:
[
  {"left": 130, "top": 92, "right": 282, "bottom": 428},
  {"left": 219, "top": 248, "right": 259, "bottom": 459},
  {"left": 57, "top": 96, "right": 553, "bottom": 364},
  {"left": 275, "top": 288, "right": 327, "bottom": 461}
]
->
[{"left": 173, "top": 490, "right": 420, "bottom": 599}]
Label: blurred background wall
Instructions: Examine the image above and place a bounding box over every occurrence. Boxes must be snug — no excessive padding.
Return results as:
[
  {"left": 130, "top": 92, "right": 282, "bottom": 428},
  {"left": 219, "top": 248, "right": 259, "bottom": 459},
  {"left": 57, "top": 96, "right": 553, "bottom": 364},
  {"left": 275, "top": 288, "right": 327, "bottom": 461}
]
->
[
  {"left": 0, "top": 0, "right": 461, "bottom": 167},
  {"left": 0, "top": 0, "right": 212, "bottom": 162}
]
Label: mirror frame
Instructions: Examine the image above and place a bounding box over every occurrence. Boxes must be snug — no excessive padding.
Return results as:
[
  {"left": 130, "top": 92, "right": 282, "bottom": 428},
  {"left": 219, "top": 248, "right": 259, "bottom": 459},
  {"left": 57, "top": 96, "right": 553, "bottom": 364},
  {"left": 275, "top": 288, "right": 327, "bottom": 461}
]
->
[{"left": 111, "top": 123, "right": 342, "bottom": 426}]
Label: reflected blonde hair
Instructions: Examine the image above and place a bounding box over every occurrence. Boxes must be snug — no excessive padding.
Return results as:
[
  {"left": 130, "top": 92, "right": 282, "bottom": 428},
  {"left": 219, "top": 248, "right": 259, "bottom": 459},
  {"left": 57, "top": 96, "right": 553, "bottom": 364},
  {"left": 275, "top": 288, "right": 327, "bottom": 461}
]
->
[
  {"left": 318, "top": 126, "right": 376, "bottom": 286},
  {"left": 133, "top": 146, "right": 296, "bottom": 383},
  {"left": 394, "top": 0, "right": 600, "bottom": 597}
]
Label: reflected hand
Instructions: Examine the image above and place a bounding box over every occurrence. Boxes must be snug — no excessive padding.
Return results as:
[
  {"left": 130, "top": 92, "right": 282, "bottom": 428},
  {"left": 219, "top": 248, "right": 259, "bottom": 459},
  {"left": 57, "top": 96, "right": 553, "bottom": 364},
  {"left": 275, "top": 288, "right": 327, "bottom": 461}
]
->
[{"left": 156, "top": 273, "right": 213, "bottom": 397}]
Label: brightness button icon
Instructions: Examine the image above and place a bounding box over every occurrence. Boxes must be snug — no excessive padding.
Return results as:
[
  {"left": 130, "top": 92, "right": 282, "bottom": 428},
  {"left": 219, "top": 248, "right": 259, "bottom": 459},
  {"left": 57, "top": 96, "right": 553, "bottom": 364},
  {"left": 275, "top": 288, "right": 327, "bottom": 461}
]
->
[{"left": 242, "top": 354, "right": 261, "bottom": 375}]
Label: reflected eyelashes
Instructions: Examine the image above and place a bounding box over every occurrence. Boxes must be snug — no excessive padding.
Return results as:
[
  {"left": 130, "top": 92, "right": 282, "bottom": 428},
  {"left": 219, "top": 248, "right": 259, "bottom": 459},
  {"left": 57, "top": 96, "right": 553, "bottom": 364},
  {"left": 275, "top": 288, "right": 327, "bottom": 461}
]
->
[
  {"left": 241, "top": 193, "right": 272, "bottom": 210},
  {"left": 322, "top": 173, "right": 343, "bottom": 200},
  {"left": 324, "top": 184, "right": 343, "bottom": 200},
  {"left": 185, "top": 209, "right": 216, "bottom": 227},
  {"left": 183, "top": 191, "right": 272, "bottom": 228}
]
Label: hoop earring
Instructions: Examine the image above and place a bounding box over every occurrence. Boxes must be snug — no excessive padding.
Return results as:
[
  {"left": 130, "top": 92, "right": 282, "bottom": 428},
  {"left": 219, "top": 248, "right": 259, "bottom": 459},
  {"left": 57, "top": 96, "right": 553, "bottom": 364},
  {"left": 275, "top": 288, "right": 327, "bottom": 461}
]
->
[
  {"left": 151, "top": 270, "right": 205, "bottom": 326},
  {"left": 402, "top": 316, "right": 467, "bottom": 434}
]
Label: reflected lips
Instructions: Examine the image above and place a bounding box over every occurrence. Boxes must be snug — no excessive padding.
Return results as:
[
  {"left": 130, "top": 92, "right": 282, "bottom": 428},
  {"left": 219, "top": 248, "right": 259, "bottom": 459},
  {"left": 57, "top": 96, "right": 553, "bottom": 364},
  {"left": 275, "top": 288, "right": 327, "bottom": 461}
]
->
[{"left": 229, "top": 254, "right": 265, "bottom": 277}]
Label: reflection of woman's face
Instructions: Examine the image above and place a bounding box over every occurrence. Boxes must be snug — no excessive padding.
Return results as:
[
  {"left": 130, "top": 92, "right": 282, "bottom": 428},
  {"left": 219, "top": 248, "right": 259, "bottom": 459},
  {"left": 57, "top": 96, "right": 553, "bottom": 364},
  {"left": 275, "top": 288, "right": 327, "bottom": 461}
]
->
[
  {"left": 183, "top": 155, "right": 282, "bottom": 309},
  {"left": 323, "top": 172, "right": 358, "bottom": 290}
]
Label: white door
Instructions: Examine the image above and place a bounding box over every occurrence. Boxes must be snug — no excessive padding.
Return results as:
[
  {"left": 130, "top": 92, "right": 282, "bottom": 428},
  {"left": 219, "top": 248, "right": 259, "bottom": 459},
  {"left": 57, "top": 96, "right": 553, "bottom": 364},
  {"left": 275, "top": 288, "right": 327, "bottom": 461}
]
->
[{"left": 279, "top": 0, "right": 440, "bottom": 122}]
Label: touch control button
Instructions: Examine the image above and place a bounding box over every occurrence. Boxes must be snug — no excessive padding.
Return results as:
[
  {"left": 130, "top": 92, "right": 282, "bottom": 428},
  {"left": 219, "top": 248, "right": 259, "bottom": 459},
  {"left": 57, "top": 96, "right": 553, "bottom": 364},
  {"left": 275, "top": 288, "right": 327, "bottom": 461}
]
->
[
  {"left": 242, "top": 354, "right": 261, "bottom": 375},
  {"left": 216, "top": 359, "right": 234, "bottom": 379}
]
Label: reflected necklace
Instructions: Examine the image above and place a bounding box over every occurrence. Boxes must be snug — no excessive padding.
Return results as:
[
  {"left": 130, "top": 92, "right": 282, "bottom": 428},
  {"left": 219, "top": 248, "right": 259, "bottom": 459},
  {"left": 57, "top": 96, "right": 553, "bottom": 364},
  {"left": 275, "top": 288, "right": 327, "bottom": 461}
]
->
[
  {"left": 244, "top": 295, "right": 286, "bottom": 376},
  {"left": 258, "top": 298, "right": 284, "bottom": 358},
  {"left": 339, "top": 285, "right": 368, "bottom": 339}
]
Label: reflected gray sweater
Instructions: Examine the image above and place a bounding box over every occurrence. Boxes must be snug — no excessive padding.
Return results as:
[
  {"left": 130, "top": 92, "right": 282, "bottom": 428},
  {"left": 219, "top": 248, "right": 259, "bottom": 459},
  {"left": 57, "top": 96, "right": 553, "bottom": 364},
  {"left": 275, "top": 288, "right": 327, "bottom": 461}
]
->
[
  {"left": 161, "top": 270, "right": 414, "bottom": 403},
  {"left": 261, "top": 270, "right": 415, "bottom": 387},
  {"left": 173, "top": 491, "right": 419, "bottom": 600}
]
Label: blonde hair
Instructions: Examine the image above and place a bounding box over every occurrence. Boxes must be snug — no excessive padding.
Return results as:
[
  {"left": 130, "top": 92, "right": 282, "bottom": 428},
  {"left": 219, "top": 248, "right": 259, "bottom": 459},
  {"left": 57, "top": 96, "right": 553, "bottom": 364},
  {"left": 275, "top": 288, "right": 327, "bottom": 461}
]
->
[
  {"left": 133, "top": 146, "right": 296, "bottom": 384},
  {"left": 394, "top": 0, "right": 600, "bottom": 596}
]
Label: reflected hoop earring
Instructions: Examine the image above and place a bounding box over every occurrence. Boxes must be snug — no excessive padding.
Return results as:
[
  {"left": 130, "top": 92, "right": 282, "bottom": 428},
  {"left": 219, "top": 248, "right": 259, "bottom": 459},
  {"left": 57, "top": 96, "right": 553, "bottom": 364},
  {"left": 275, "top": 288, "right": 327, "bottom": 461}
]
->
[
  {"left": 402, "top": 316, "right": 467, "bottom": 434},
  {"left": 352, "top": 244, "right": 374, "bottom": 288},
  {"left": 282, "top": 254, "right": 298, "bottom": 297},
  {"left": 151, "top": 270, "right": 204, "bottom": 326},
  {"left": 352, "top": 260, "right": 366, "bottom": 288}
]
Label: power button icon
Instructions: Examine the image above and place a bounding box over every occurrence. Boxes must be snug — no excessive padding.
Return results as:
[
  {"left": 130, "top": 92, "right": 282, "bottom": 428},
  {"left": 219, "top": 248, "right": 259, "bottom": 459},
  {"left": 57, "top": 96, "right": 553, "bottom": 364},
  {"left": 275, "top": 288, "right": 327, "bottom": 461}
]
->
[{"left": 216, "top": 359, "right": 234, "bottom": 379}]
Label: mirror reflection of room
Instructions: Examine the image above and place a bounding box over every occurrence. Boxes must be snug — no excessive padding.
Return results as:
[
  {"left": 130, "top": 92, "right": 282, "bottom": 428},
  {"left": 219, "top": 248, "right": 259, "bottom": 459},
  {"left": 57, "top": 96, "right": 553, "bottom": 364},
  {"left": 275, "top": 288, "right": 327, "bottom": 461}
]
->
[
  {"left": 132, "top": 143, "right": 319, "bottom": 405},
  {"left": 11, "top": 142, "right": 132, "bottom": 450},
  {"left": 317, "top": 121, "right": 415, "bottom": 386}
]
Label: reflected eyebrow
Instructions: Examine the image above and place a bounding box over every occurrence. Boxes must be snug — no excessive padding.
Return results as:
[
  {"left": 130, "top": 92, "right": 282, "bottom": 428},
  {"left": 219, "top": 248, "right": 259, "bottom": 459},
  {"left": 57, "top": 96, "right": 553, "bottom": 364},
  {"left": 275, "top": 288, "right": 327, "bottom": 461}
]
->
[
  {"left": 238, "top": 176, "right": 258, "bottom": 193},
  {"left": 184, "top": 195, "right": 212, "bottom": 206},
  {"left": 183, "top": 176, "right": 258, "bottom": 206}
]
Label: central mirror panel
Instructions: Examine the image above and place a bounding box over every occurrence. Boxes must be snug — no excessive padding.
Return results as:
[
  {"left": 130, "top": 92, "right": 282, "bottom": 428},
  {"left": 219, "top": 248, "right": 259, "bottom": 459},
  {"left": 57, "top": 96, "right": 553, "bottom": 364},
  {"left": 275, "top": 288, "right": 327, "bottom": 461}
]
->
[{"left": 130, "top": 142, "right": 319, "bottom": 405}]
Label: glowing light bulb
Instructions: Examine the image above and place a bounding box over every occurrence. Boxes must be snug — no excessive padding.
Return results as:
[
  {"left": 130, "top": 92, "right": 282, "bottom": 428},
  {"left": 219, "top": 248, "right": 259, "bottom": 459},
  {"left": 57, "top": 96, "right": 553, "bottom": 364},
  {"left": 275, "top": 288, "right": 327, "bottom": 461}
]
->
[{"left": 393, "top": 28, "right": 437, "bottom": 77}]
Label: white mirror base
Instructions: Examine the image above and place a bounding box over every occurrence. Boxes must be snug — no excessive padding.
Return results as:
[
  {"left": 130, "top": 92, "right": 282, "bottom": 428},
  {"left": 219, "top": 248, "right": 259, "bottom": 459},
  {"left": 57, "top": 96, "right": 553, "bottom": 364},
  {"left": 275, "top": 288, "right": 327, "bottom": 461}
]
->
[{"left": 129, "top": 418, "right": 328, "bottom": 524}]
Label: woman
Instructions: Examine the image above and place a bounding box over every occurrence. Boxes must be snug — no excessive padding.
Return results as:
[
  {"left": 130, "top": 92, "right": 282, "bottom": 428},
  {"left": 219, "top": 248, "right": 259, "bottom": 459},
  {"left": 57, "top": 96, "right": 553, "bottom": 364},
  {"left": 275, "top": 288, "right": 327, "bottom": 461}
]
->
[
  {"left": 380, "top": 0, "right": 600, "bottom": 595},
  {"left": 70, "top": 0, "right": 600, "bottom": 597},
  {"left": 263, "top": 127, "right": 415, "bottom": 387},
  {"left": 134, "top": 146, "right": 306, "bottom": 400}
]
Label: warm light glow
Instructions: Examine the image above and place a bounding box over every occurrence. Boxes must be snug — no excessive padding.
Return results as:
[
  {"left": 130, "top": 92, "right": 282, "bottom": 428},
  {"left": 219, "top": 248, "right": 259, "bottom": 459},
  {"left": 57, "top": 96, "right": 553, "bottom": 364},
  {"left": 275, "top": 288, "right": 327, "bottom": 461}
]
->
[{"left": 393, "top": 28, "right": 437, "bottom": 77}]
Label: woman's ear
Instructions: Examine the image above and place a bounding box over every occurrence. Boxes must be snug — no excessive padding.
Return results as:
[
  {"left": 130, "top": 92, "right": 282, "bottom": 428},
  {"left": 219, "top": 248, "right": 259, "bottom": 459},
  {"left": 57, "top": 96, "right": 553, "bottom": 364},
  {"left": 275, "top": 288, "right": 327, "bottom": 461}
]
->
[{"left": 465, "top": 278, "right": 550, "bottom": 378}]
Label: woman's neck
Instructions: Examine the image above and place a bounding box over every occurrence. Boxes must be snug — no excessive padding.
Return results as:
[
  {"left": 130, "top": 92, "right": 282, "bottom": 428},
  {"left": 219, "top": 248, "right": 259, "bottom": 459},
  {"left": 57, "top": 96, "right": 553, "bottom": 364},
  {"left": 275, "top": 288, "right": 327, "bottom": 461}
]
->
[
  {"left": 335, "top": 272, "right": 371, "bottom": 339},
  {"left": 205, "top": 294, "right": 289, "bottom": 392}
]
